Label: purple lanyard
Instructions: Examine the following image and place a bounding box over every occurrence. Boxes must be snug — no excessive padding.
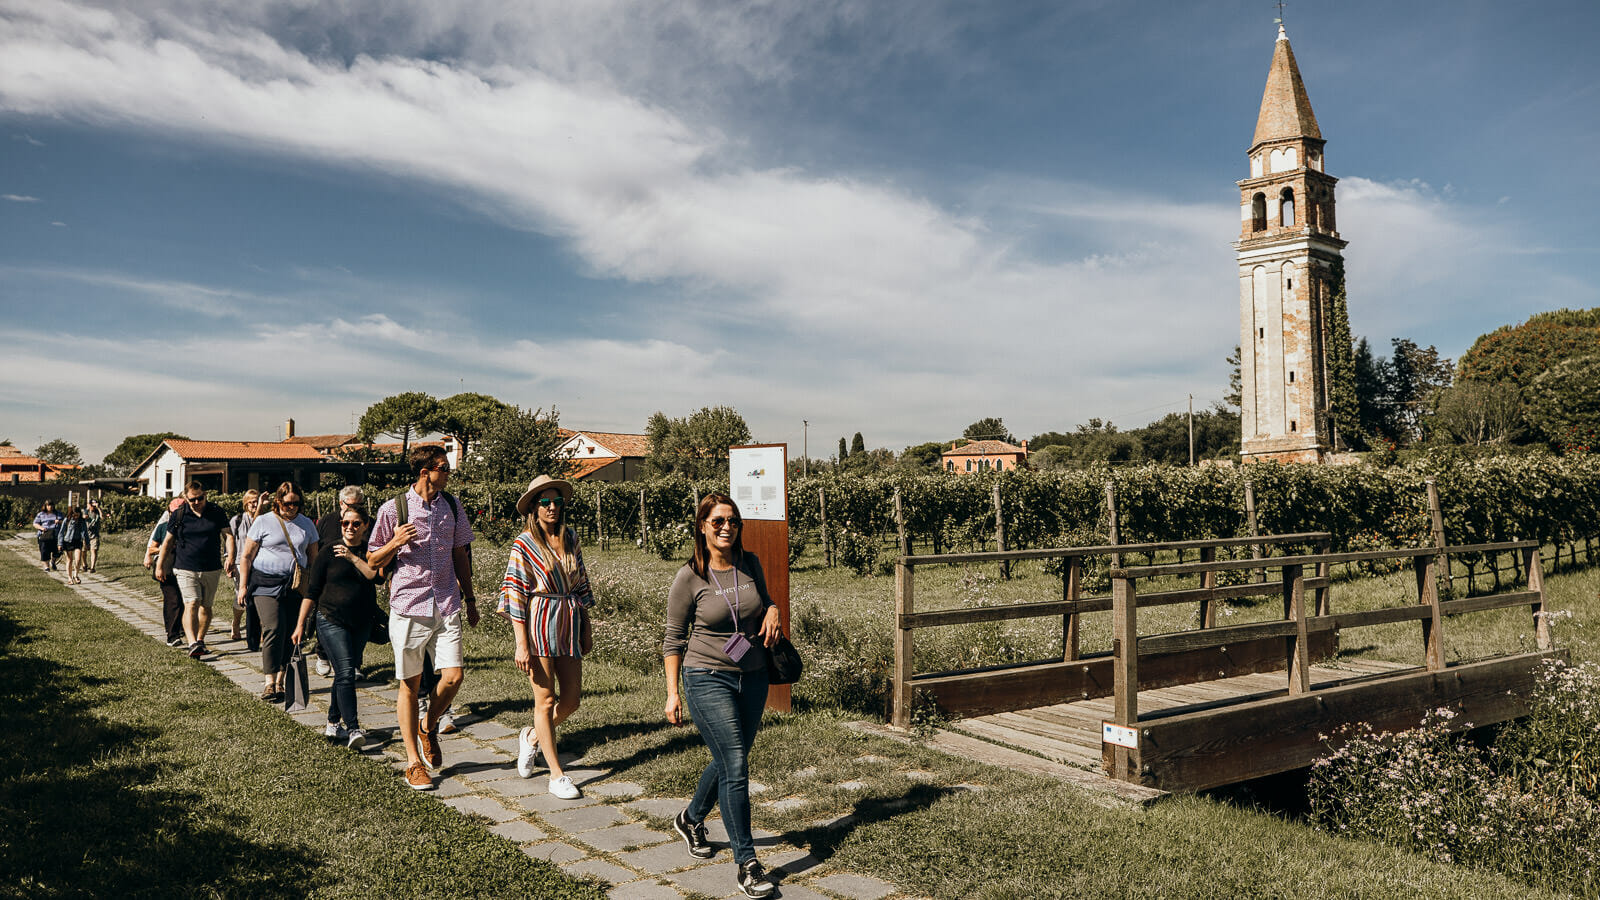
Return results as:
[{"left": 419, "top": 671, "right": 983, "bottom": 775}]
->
[{"left": 707, "top": 566, "right": 741, "bottom": 632}]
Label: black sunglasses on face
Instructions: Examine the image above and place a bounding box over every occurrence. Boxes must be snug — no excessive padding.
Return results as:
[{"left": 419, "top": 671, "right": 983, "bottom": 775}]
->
[{"left": 707, "top": 516, "right": 742, "bottom": 528}]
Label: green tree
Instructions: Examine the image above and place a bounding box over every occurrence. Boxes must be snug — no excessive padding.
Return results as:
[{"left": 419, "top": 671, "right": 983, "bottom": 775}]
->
[
  {"left": 1386, "top": 339, "right": 1454, "bottom": 445},
  {"left": 838, "top": 437, "right": 848, "bottom": 461},
  {"left": 646, "top": 406, "right": 752, "bottom": 479},
  {"left": 1135, "top": 405, "right": 1242, "bottom": 464},
  {"left": 1459, "top": 308, "right": 1600, "bottom": 388},
  {"left": 850, "top": 432, "right": 866, "bottom": 456},
  {"left": 896, "top": 441, "right": 948, "bottom": 475},
  {"left": 1353, "top": 338, "right": 1390, "bottom": 445},
  {"left": 34, "top": 438, "right": 82, "bottom": 467},
  {"left": 1325, "top": 260, "right": 1359, "bottom": 450},
  {"left": 437, "top": 392, "right": 511, "bottom": 462},
  {"left": 102, "top": 432, "right": 188, "bottom": 475},
  {"left": 1224, "top": 345, "right": 1242, "bottom": 411},
  {"left": 1425, "top": 380, "right": 1524, "bottom": 446},
  {"left": 963, "top": 417, "right": 1015, "bottom": 444},
  {"left": 1525, "top": 356, "right": 1600, "bottom": 452},
  {"left": 463, "top": 406, "right": 571, "bottom": 483},
  {"left": 358, "top": 392, "right": 442, "bottom": 456}
]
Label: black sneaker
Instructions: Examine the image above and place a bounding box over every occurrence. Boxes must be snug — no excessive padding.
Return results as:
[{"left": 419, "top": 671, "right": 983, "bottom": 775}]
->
[
  {"left": 187, "top": 642, "right": 204, "bottom": 659},
  {"left": 737, "top": 859, "right": 775, "bottom": 898},
  {"left": 673, "top": 809, "right": 714, "bottom": 859},
  {"left": 168, "top": 637, "right": 186, "bottom": 648}
]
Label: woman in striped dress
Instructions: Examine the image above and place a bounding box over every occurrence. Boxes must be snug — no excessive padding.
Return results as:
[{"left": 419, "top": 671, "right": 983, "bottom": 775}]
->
[{"left": 499, "top": 475, "right": 594, "bottom": 799}]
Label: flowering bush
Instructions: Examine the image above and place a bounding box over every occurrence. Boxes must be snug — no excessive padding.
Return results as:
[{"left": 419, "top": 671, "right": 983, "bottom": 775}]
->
[{"left": 1310, "top": 660, "right": 1600, "bottom": 895}]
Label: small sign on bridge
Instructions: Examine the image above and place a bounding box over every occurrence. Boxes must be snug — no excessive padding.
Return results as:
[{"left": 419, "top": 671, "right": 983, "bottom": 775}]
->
[{"left": 1102, "top": 721, "right": 1139, "bottom": 749}]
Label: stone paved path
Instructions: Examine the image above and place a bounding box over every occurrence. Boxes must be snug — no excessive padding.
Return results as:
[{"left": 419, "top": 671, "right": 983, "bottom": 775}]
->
[{"left": 7, "top": 537, "right": 910, "bottom": 900}]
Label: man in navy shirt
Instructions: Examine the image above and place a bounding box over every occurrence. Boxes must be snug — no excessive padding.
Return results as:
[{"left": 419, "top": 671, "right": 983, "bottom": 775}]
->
[{"left": 157, "top": 481, "right": 235, "bottom": 659}]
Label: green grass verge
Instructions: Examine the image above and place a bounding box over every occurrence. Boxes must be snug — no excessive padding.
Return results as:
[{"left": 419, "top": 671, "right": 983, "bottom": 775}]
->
[{"left": 0, "top": 542, "right": 605, "bottom": 900}]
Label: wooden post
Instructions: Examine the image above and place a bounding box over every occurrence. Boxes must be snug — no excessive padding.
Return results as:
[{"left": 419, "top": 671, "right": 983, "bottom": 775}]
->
[
  {"left": 1418, "top": 555, "right": 1445, "bottom": 671},
  {"left": 1426, "top": 477, "right": 1452, "bottom": 597},
  {"left": 893, "top": 558, "right": 915, "bottom": 728},
  {"left": 1109, "top": 573, "right": 1139, "bottom": 781},
  {"left": 1104, "top": 482, "right": 1121, "bottom": 568},
  {"left": 1283, "top": 563, "right": 1310, "bottom": 694},
  {"left": 639, "top": 488, "right": 648, "bottom": 550},
  {"left": 993, "top": 482, "right": 1009, "bottom": 580},
  {"left": 596, "top": 491, "right": 605, "bottom": 550},
  {"left": 1198, "top": 546, "right": 1218, "bottom": 628},
  {"left": 1527, "top": 545, "right": 1551, "bottom": 651},
  {"left": 1244, "top": 481, "right": 1264, "bottom": 582},
  {"left": 1064, "top": 556, "right": 1082, "bottom": 661},
  {"left": 1315, "top": 536, "right": 1333, "bottom": 616},
  {"left": 893, "top": 487, "right": 910, "bottom": 558},
  {"left": 818, "top": 488, "right": 831, "bottom": 567}
]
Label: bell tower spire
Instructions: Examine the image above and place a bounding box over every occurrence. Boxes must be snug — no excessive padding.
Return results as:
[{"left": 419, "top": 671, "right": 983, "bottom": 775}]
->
[{"left": 1234, "top": 23, "right": 1347, "bottom": 463}]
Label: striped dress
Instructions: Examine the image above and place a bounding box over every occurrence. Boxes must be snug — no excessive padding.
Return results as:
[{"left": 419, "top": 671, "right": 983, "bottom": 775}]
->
[{"left": 498, "top": 527, "right": 595, "bottom": 658}]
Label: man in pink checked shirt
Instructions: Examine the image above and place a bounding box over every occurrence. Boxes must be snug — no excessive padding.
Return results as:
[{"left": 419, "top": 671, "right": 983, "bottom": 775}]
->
[{"left": 369, "top": 445, "right": 479, "bottom": 791}]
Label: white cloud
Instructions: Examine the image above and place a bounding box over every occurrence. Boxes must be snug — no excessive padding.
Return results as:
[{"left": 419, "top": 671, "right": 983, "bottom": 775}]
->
[{"left": 2, "top": 193, "right": 39, "bottom": 202}]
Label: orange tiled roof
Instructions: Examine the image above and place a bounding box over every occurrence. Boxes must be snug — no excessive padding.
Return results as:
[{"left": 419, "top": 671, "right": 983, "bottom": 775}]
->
[
  {"left": 0, "top": 456, "right": 77, "bottom": 472},
  {"left": 284, "top": 433, "right": 359, "bottom": 449},
  {"left": 565, "top": 457, "right": 616, "bottom": 481},
  {"left": 572, "top": 431, "right": 650, "bottom": 458},
  {"left": 943, "top": 440, "right": 1027, "bottom": 457},
  {"left": 165, "top": 440, "right": 328, "bottom": 461}
]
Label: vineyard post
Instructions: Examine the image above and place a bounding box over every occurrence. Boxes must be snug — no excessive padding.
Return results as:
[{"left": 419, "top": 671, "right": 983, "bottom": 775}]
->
[
  {"left": 597, "top": 491, "right": 605, "bottom": 550},
  {"left": 818, "top": 487, "right": 831, "bottom": 567},
  {"left": 893, "top": 557, "right": 914, "bottom": 729},
  {"left": 639, "top": 488, "right": 647, "bottom": 551},
  {"left": 1064, "top": 555, "right": 1081, "bottom": 660},
  {"left": 1527, "top": 544, "right": 1550, "bottom": 650},
  {"left": 993, "top": 482, "right": 1009, "bottom": 579},
  {"left": 1425, "top": 477, "right": 1452, "bottom": 597},
  {"left": 1417, "top": 553, "right": 1445, "bottom": 671},
  {"left": 1104, "top": 482, "right": 1121, "bottom": 568},
  {"left": 893, "top": 487, "right": 909, "bottom": 558},
  {"left": 1244, "top": 481, "right": 1264, "bottom": 583},
  {"left": 1198, "top": 545, "right": 1217, "bottom": 628}
]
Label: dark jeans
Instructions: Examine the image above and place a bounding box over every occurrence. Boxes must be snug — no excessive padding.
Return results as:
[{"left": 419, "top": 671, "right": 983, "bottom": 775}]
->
[
  {"left": 684, "top": 666, "right": 769, "bottom": 865},
  {"left": 316, "top": 616, "right": 368, "bottom": 730},
  {"left": 155, "top": 575, "right": 184, "bottom": 642}
]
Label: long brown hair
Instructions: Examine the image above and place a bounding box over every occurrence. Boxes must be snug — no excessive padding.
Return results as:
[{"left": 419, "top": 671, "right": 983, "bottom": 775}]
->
[
  {"left": 271, "top": 481, "right": 303, "bottom": 517},
  {"left": 523, "top": 488, "right": 576, "bottom": 577},
  {"left": 690, "top": 493, "right": 744, "bottom": 579}
]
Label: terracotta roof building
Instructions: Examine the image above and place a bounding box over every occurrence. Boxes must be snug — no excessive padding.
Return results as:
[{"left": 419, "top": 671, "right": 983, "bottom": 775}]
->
[
  {"left": 556, "top": 430, "right": 650, "bottom": 482},
  {"left": 942, "top": 439, "right": 1029, "bottom": 474},
  {"left": 133, "top": 439, "right": 328, "bottom": 498}
]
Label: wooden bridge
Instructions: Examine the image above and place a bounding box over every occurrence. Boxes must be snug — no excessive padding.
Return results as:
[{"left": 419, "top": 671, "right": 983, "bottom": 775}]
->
[{"left": 891, "top": 534, "right": 1565, "bottom": 794}]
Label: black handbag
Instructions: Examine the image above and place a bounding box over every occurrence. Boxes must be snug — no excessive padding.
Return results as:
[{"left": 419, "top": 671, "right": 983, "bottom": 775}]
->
[
  {"left": 765, "top": 635, "right": 803, "bottom": 685},
  {"left": 368, "top": 605, "right": 391, "bottom": 645}
]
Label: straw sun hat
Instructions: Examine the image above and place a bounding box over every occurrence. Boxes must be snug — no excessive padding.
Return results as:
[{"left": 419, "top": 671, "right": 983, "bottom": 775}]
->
[{"left": 515, "top": 475, "right": 575, "bottom": 516}]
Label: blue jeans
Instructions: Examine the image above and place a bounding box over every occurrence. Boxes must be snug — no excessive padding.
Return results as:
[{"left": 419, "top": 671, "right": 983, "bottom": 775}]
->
[
  {"left": 683, "top": 666, "right": 769, "bottom": 865},
  {"left": 316, "top": 615, "right": 368, "bottom": 731}
]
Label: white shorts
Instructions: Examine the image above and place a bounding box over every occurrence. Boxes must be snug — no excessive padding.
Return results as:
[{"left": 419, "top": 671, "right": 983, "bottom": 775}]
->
[
  {"left": 175, "top": 569, "right": 222, "bottom": 610},
  {"left": 392, "top": 610, "right": 464, "bottom": 681}
]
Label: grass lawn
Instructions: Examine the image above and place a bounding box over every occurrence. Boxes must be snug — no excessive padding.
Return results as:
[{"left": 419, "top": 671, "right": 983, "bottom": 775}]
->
[{"left": 37, "top": 533, "right": 1587, "bottom": 898}]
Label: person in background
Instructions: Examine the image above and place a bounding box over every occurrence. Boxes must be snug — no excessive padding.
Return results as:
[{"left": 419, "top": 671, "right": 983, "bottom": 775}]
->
[
  {"left": 143, "top": 499, "right": 187, "bottom": 647},
  {"left": 33, "top": 500, "right": 62, "bottom": 572},
  {"left": 227, "top": 490, "right": 262, "bottom": 646},
  {"left": 662, "top": 494, "right": 784, "bottom": 899},
  {"left": 56, "top": 506, "right": 88, "bottom": 584},
  {"left": 501, "top": 475, "right": 593, "bottom": 800},
  {"left": 293, "top": 505, "right": 381, "bottom": 751},
  {"left": 157, "top": 481, "right": 234, "bottom": 660},
  {"left": 236, "top": 482, "right": 319, "bottom": 702},
  {"left": 83, "top": 499, "right": 103, "bottom": 574},
  {"left": 367, "top": 445, "right": 477, "bottom": 791},
  {"left": 313, "top": 485, "right": 369, "bottom": 678}
]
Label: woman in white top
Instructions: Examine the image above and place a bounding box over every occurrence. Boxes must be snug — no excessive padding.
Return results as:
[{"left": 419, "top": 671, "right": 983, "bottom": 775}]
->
[{"left": 236, "top": 482, "right": 319, "bottom": 701}]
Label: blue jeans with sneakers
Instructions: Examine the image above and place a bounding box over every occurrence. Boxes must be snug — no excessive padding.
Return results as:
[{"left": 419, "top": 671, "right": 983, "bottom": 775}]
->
[
  {"left": 316, "top": 615, "right": 368, "bottom": 731},
  {"left": 683, "top": 666, "right": 769, "bottom": 866}
]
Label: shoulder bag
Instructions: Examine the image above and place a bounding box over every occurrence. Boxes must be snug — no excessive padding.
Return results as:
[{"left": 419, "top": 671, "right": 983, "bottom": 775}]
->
[{"left": 275, "top": 513, "right": 305, "bottom": 592}]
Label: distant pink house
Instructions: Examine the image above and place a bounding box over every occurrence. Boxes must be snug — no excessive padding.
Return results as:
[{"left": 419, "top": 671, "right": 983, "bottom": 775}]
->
[{"left": 941, "top": 439, "right": 1029, "bottom": 474}]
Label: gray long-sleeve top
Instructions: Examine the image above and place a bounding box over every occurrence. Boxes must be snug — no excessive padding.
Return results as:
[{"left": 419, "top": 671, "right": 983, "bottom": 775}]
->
[{"left": 662, "top": 553, "right": 773, "bottom": 673}]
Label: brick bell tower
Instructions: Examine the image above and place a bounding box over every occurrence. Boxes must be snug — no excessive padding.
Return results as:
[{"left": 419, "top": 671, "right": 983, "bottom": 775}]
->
[{"left": 1235, "top": 25, "right": 1347, "bottom": 463}]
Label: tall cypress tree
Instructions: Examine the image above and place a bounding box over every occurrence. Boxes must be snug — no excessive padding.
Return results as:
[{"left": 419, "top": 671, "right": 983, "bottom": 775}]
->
[{"left": 1325, "top": 260, "right": 1360, "bottom": 450}]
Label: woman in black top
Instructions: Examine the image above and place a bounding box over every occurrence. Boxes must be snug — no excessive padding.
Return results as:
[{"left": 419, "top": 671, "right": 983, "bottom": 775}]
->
[{"left": 292, "top": 506, "right": 381, "bottom": 750}]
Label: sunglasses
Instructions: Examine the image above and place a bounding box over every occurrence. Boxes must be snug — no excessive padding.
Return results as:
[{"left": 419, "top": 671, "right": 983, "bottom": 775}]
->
[
  {"left": 281, "top": 500, "right": 302, "bottom": 508},
  {"left": 537, "top": 497, "right": 565, "bottom": 508},
  {"left": 707, "top": 516, "right": 742, "bottom": 529},
  {"left": 429, "top": 464, "right": 451, "bottom": 473},
  {"left": 186, "top": 496, "right": 206, "bottom": 504},
  {"left": 340, "top": 520, "right": 366, "bottom": 529}
]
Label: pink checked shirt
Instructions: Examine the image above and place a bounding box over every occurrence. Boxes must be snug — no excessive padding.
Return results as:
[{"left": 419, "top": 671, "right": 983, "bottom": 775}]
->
[{"left": 369, "top": 488, "right": 474, "bottom": 618}]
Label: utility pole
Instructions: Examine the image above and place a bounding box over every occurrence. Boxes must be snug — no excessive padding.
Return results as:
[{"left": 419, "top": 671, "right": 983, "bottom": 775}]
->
[
  {"left": 802, "top": 420, "right": 809, "bottom": 476},
  {"left": 1188, "top": 394, "right": 1195, "bottom": 467}
]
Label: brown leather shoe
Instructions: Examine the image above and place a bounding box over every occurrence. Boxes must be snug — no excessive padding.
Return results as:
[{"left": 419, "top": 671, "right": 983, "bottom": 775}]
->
[
  {"left": 404, "top": 762, "right": 433, "bottom": 791},
  {"left": 418, "top": 721, "right": 442, "bottom": 770}
]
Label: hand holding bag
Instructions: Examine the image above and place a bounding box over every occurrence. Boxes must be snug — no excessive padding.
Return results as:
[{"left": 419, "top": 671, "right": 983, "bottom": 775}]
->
[{"left": 765, "top": 634, "right": 803, "bottom": 685}]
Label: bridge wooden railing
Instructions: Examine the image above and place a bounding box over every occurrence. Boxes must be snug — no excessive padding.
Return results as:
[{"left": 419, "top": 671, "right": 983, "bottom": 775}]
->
[
  {"left": 890, "top": 532, "right": 1331, "bottom": 728},
  {"left": 1100, "top": 539, "right": 1547, "bottom": 781}
]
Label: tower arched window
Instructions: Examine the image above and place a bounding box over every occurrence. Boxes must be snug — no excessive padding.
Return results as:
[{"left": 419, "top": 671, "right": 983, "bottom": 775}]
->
[
  {"left": 1279, "top": 188, "right": 1295, "bottom": 227},
  {"left": 1251, "top": 193, "right": 1267, "bottom": 232}
]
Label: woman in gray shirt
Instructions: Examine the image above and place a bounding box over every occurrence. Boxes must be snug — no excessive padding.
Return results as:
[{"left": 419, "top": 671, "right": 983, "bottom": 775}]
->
[{"left": 662, "top": 494, "right": 782, "bottom": 899}]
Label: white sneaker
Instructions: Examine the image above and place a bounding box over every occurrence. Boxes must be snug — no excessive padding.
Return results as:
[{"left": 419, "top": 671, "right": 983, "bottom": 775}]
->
[
  {"left": 437, "top": 706, "right": 457, "bottom": 734},
  {"left": 517, "top": 727, "right": 540, "bottom": 778},
  {"left": 315, "top": 659, "right": 332, "bottom": 677},
  {"left": 323, "top": 722, "right": 343, "bottom": 739},
  {"left": 346, "top": 729, "right": 367, "bottom": 751},
  {"left": 548, "top": 774, "right": 581, "bottom": 800}
]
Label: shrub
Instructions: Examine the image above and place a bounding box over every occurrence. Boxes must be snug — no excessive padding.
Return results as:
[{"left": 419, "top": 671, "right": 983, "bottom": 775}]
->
[{"left": 831, "top": 526, "right": 880, "bottom": 577}]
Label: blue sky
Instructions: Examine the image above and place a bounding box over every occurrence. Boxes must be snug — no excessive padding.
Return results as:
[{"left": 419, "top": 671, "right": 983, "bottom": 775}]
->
[{"left": 2, "top": 0, "right": 1596, "bottom": 463}]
